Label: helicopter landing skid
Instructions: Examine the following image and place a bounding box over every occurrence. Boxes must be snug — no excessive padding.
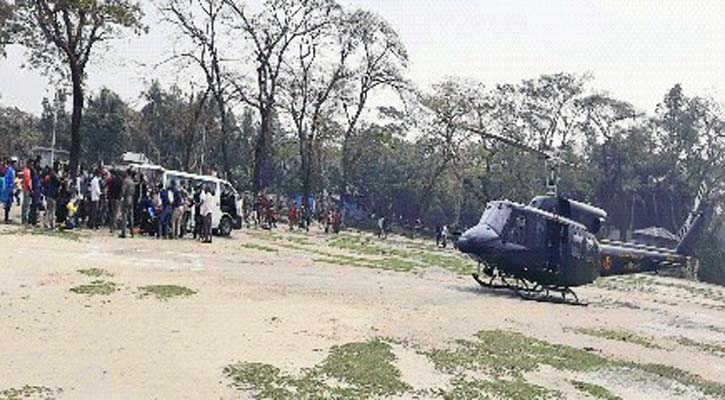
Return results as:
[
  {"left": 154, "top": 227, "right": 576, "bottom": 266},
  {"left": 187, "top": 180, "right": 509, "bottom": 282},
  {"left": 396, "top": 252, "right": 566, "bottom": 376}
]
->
[
  {"left": 514, "top": 284, "right": 587, "bottom": 307},
  {"left": 471, "top": 267, "right": 586, "bottom": 306}
]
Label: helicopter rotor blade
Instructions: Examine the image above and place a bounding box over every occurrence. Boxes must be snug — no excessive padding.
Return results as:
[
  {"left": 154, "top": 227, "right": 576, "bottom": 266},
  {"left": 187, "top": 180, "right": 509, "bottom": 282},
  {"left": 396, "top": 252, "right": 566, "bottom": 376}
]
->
[
  {"left": 460, "top": 125, "right": 552, "bottom": 159},
  {"left": 460, "top": 125, "right": 576, "bottom": 167}
]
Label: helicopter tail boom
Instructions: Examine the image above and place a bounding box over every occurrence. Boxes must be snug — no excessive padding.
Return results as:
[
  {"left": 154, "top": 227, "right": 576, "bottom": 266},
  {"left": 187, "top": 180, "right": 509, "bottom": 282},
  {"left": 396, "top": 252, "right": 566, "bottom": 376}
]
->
[{"left": 598, "top": 241, "right": 688, "bottom": 277}]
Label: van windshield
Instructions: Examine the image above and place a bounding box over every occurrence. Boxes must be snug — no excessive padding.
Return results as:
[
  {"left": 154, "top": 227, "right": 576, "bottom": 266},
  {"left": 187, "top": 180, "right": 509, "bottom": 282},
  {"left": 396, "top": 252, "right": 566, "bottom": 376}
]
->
[{"left": 480, "top": 204, "right": 511, "bottom": 234}]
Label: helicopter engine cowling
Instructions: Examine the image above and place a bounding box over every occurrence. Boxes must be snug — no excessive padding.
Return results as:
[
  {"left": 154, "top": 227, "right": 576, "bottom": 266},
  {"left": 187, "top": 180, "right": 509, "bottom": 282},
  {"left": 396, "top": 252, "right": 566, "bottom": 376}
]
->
[{"left": 529, "top": 195, "right": 607, "bottom": 235}]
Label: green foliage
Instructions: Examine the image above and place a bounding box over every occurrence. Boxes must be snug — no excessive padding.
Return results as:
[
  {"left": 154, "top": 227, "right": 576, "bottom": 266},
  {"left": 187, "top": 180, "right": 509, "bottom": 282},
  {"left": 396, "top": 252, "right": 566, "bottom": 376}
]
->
[
  {"left": 0, "top": 106, "right": 42, "bottom": 160},
  {"left": 224, "top": 339, "right": 411, "bottom": 399},
  {"left": 571, "top": 380, "right": 621, "bottom": 400},
  {"left": 138, "top": 285, "right": 196, "bottom": 300},
  {"left": 70, "top": 280, "right": 117, "bottom": 296}
]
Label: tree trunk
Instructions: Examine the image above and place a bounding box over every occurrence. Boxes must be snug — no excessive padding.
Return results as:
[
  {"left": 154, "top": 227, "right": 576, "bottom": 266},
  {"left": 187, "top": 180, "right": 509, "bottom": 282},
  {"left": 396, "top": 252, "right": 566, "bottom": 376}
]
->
[
  {"left": 69, "top": 66, "right": 84, "bottom": 176},
  {"left": 253, "top": 107, "right": 272, "bottom": 194},
  {"left": 218, "top": 102, "right": 232, "bottom": 180},
  {"left": 299, "top": 133, "right": 313, "bottom": 220}
]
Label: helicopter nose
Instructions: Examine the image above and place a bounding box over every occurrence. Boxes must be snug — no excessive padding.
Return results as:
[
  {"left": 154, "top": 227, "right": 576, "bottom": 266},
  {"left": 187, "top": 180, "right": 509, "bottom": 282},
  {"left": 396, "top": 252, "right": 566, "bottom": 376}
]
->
[{"left": 457, "top": 224, "right": 499, "bottom": 255}]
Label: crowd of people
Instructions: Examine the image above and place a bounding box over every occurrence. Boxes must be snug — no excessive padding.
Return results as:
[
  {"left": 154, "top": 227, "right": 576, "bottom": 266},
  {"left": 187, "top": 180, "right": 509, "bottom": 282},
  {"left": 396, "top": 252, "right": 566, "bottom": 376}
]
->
[
  {"left": 1, "top": 157, "right": 456, "bottom": 248},
  {"left": 0, "top": 157, "right": 220, "bottom": 243}
]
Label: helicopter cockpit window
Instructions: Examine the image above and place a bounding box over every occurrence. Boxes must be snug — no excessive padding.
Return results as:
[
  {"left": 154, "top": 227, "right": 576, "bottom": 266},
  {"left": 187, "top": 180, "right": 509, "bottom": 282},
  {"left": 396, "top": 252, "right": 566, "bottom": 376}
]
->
[{"left": 480, "top": 204, "right": 511, "bottom": 235}]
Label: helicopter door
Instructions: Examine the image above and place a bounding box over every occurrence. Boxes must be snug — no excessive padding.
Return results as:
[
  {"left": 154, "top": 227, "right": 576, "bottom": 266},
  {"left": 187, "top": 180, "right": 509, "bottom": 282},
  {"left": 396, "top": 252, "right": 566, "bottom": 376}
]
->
[{"left": 546, "top": 221, "right": 568, "bottom": 272}]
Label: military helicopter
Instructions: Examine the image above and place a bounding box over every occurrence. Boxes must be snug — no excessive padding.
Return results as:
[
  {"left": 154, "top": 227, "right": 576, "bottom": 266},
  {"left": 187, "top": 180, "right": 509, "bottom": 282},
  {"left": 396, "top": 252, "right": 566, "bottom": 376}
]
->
[{"left": 455, "top": 126, "right": 710, "bottom": 305}]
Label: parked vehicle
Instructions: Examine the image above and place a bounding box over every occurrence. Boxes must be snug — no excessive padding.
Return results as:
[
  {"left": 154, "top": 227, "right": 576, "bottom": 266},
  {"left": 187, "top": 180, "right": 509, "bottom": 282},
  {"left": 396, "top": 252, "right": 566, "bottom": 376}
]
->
[{"left": 132, "top": 164, "right": 242, "bottom": 236}]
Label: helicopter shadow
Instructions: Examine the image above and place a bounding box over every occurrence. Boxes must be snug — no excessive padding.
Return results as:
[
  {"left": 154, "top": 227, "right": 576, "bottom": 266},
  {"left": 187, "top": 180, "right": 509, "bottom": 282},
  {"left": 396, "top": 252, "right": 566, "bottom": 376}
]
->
[{"left": 449, "top": 282, "right": 525, "bottom": 301}]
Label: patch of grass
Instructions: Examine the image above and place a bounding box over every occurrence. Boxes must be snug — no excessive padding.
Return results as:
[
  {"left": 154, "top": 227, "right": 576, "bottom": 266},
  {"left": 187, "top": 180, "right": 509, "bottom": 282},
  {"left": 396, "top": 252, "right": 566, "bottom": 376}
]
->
[
  {"left": 427, "top": 330, "right": 610, "bottom": 378},
  {"left": 571, "top": 328, "right": 661, "bottom": 349},
  {"left": 571, "top": 380, "right": 621, "bottom": 400},
  {"left": 1, "top": 227, "right": 80, "bottom": 241},
  {"left": 444, "top": 376, "right": 561, "bottom": 400},
  {"left": 242, "top": 243, "right": 279, "bottom": 253},
  {"left": 70, "top": 280, "right": 117, "bottom": 296},
  {"left": 427, "top": 330, "right": 725, "bottom": 399},
  {"left": 0, "top": 385, "right": 58, "bottom": 400},
  {"left": 595, "top": 275, "right": 725, "bottom": 305},
  {"left": 224, "top": 339, "right": 411, "bottom": 399},
  {"left": 315, "top": 255, "right": 418, "bottom": 272},
  {"left": 138, "top": 285, "right": 196, "bottom": 300},
  {"left": 620, "top": 362, "right": 725, "bottom": 398},
  {"left": 77, "top": 268, "right": 113, "bottom": 278},
  {"left": 676, "top": 337, "right": 725, "bottom": 356}
]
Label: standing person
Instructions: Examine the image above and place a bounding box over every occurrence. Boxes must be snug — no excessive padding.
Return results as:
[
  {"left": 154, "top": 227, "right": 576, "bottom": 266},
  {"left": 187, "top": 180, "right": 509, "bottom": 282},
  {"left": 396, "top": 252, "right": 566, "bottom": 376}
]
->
[
  {"left": 119, "top": 169, "right": 136, "bottom": 238},
  {"left": 43, "top": 166, "right": 60, "bottom": 229},
  {"left": 333, "top": 209, "right": 342, "bottom": 234},
  {"left": 171, "top": 180, "right": 184, "bottom": 239},
  {"left": 30, "top": 164, "right": 42, "bottom": 226},
  {"left": 158, "top": 183, "right": 173, "bottom": 239},
  {"left": 435, "top": 226, "right": 442, "bottom": 247},
  {"left": 88, "top": 170, "right": 102, "bottom": 229},
  {"left": 21, "top": 159, "right": 33, "bottom": 226},
  {"left": 3, "top": 158, "right": 16, "bottom": 223},
  {"left": 192, "top": 185, "right": 202, "bottom": 240},
  {"left": 108, "top": 170, "right": 123, "bottom": 233},
  {"left": 440, "top": 225, "right": 449, "bottom": 248},
  {"left": 378, "top": 215, "right": 386, "bottom": 239},
  {"left": 200, "top": 185, "right": 213, "bottom": 244},
  {"left": 288, "top": 203, "right": 298, "bottom": 231}
]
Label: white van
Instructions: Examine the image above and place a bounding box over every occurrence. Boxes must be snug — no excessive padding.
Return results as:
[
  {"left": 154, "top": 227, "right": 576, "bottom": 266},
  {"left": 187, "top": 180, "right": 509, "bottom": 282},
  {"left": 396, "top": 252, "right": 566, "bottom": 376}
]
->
[{"left": 132, "top": 164, "right": 243, "bottom": 236}]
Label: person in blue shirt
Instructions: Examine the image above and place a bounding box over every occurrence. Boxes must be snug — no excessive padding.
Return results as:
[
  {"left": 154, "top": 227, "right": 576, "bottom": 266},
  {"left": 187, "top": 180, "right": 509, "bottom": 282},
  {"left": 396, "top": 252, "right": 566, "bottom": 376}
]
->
[{"left": 3, "top": 158, "right": 16, "bottom": 223}]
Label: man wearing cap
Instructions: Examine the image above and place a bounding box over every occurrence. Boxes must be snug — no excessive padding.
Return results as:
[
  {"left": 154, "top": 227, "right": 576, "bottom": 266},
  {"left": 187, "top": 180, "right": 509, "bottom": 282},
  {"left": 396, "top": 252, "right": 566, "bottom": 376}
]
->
[{"left": 3, "top": 158, "right": 16, "bottom": 223}]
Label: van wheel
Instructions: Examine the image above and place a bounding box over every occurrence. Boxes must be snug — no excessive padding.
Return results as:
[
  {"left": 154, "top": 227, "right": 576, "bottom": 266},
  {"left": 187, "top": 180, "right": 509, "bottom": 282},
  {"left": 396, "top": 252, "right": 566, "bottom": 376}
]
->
[{"left": 219, "top": 216, "right": 233, "bottom": 237}]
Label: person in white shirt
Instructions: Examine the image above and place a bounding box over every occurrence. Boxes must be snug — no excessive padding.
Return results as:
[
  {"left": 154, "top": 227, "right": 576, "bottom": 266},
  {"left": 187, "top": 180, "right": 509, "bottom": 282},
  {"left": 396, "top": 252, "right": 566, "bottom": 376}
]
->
[
  {"left": 88, "top": 171, "right": 102, "bottom": 229},
  {"left": 199, "top": 185, "right": 214, "bottom": 243}
]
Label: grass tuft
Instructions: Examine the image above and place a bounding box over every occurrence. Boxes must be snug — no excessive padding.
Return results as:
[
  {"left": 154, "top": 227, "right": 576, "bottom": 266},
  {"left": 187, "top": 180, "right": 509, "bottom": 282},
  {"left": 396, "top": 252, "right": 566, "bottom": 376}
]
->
[
  {"left": 70, "top": 280, "right": 117, "bottom": 296},
  {"left": 138, "top": 285, "right": 196, "bottom": 300},
  {"left": 242, "top": 243, "right": 279, "bottom": 253},
  {"left": 676, "top": 336, "right": 725, "bottom": 356},
  {"left": 571, "top": 380, "right": 621, "bottom": 400},
  {"left": 224, "top": 339, "right": 411, "bottom": 399},
  {"left": 0, "top": 385, "right": 59, "bottom": 400},
  {"left": 77, "top": 268, "right": 113, "bottom": 278},
  {"left": 571, "top": 328, "right": 661, "bottom": 349}
]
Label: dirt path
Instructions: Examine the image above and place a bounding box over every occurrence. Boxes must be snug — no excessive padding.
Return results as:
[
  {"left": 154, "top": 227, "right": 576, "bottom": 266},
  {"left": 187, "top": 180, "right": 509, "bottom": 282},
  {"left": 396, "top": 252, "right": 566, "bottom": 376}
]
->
[{"left": 1, "top": 225, "right": 724, "bottom": 399}]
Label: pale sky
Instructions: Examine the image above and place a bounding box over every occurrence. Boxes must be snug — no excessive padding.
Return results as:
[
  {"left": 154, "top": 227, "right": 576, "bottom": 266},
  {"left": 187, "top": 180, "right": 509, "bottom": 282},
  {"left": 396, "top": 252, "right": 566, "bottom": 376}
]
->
[{"left": 0, "top": 0, "right": 722, "bottom": 115}]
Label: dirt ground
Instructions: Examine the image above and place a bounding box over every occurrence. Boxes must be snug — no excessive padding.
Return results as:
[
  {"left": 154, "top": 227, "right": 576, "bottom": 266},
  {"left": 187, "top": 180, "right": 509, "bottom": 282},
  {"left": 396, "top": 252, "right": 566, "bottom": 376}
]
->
[{"left": 0, "top": 217, "right": 724, "bottom": 399}]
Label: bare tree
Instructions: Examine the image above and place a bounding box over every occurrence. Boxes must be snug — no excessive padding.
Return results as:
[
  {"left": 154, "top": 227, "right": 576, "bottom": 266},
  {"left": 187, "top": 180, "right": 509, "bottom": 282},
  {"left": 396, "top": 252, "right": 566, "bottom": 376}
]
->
[
  {"left": 162, "top": 0, "right": 233, "bottom": 178},
  {"left": 224, "top": 0, "right": 336, "bottom": 194},
  {"left": 339, "top": 9, "right": 408, "bottom": 197},
  {"left": 279, "top": 1, "right": 345, "bottom": 217}
]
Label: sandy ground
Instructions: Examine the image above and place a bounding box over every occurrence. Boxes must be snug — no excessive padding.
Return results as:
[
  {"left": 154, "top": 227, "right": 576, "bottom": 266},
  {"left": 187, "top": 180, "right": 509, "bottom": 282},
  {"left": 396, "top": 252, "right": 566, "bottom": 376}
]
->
[{"left": 1, "top": 216, "right": 724, "bottom": 399}]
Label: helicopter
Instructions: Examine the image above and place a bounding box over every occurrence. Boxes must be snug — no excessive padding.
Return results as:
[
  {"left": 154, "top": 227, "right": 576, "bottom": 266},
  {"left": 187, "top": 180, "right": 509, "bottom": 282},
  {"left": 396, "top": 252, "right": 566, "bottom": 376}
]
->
[{"left": 455, "top": 126, "right": 711, "bottom": 305}]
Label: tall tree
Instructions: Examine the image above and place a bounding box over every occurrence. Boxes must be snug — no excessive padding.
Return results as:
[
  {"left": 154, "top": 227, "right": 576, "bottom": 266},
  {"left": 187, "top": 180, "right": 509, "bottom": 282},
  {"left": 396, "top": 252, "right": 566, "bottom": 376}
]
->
[
  {"left": 82, "top": 87, "right": 131, "bottom": 165},
  {"left": 224, "top": 0, "right": 334, "bottom": 194},
  {"left": 11, "top": 0, "right": 145, "bottom": 174},
  {"left": 162, "top": 0, "right": 233, "bottom": 178},
  {"left": 338, "top": 9, "right": 408, "bottom": 197},
  {"left": 279, "top": 0, "right": 344, "bottom": 217},
  {"left": 0, "top": 0, "right": 12, "bottom": 57}
]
